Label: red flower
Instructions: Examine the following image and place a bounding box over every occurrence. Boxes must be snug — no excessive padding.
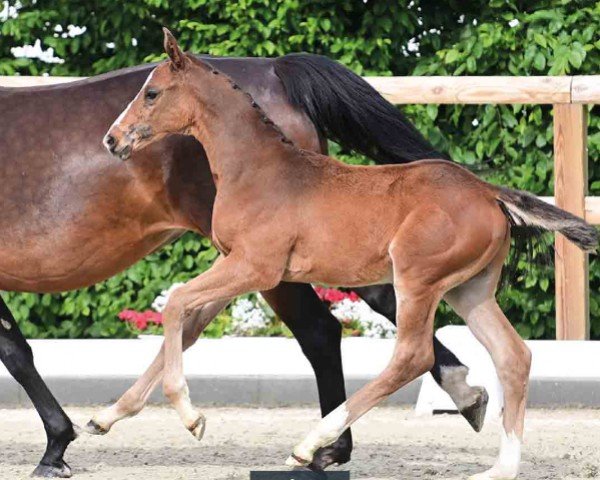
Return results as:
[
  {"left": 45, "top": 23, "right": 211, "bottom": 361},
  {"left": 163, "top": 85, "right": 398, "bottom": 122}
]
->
[
  {"left": 313, "top": 286, "right": 360, "bottom": 304},
  {"left": 118, "top": 309, "right": 163, "bottom": 331}
]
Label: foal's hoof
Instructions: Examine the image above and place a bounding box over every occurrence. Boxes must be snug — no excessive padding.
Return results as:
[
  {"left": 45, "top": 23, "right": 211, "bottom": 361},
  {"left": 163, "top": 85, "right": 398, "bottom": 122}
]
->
[
  {"left": 285, "top": 454, "right": 311, "bottom": 468},
  {"left": 84, "top": 419, "right": 109, "bottom": 436},
  {"left": 468, "top": 468, "right": 518, "bottom": 480},
  {"left": 460, "top": 386, "right": 489, "bottom": 433},
  {"left": 187, "top": 414, "right": 206, "bottom": 441},
  {"left": 31, "top": 461, "right": 72, "bottom": 478}
]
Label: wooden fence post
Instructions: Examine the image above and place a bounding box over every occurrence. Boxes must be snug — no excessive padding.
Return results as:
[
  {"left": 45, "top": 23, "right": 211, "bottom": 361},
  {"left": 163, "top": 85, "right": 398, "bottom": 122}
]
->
[{"left": 553, "top": 103, "right": 589, "bottom": 340}]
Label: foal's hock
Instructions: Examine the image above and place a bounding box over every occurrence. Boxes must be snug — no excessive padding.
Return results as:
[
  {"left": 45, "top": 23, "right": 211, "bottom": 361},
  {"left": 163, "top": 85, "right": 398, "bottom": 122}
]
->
[{"left": 105, "top": 29, "right": 598, "bottom": 480}]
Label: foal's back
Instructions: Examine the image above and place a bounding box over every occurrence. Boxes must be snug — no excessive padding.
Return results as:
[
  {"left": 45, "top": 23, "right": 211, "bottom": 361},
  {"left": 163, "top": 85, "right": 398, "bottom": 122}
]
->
[{"left": 285, "top": 152, "right": 503, "bottom": 288}]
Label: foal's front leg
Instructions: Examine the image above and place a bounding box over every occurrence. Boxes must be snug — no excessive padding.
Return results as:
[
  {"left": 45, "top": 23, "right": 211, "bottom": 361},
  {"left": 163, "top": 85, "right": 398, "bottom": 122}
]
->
[
  {"left": 161, "top": 253, "right": 282, "bottom": 436},
  {"left": 86, "top": 299, "right": 229, "bottom": 436},
  {"left": 262, "top": 282, "right": 352, "bottom": 469}
]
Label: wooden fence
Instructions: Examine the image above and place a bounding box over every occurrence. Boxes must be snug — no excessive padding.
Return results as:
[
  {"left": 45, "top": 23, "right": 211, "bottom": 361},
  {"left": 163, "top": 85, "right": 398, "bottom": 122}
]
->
[{"left": 2, "top": 74, "right": 599, "bottom": 340}]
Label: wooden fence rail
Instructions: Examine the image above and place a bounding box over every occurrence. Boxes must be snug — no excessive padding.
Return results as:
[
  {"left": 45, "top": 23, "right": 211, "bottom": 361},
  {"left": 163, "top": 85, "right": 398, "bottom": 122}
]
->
[{"left": 2, "top": 74, "right": 599, "bottom": 340}]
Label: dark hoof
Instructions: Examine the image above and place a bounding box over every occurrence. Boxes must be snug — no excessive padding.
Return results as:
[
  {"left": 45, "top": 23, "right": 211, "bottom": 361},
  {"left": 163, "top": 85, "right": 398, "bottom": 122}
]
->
[
  {"left": 309, "top": 440, "right": 352, "bottom": 471},
  {"left": 84, "top": 419, "right": 108, "bottom": 436},
  {"left": 460, "top": 387, "right": 489, "bottom": 433},
  {"left": 31, "top": 461, "right": 72, "bottom": 478}
]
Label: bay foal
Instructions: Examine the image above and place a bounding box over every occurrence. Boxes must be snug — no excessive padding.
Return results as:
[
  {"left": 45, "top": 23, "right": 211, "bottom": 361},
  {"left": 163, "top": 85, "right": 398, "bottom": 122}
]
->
[{"left": 105, "top": 30, "right": 598, "bottom": 479}]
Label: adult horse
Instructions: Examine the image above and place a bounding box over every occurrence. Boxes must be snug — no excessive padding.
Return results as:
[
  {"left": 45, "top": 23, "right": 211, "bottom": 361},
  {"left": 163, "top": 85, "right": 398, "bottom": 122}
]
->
[{"left": 1, "top": 53, "right": 483, "bottom": 477}]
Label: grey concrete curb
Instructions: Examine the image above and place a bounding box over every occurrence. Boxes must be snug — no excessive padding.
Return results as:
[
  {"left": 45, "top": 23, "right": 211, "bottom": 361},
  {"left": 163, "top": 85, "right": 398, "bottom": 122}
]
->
[{"left": 0, "top": 376, "right": 598, "bottom": 408}]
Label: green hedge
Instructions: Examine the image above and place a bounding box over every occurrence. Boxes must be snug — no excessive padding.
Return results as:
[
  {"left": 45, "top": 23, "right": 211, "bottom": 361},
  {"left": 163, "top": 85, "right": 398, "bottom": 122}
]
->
[{"left": 1, "top": 0, "right": 598, "bottom": 338}]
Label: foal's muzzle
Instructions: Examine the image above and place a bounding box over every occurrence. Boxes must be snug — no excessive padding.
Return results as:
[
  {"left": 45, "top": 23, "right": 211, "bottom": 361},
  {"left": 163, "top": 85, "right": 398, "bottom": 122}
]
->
[
  {"left": 104, "top": 132, "right": 133, "bottom": 160},
  {"left": 104, "top": 124, "right": 151, "bottom": 161}
]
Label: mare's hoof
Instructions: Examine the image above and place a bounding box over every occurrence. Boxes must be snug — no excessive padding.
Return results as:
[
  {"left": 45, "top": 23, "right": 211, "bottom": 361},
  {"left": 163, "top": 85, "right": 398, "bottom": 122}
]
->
[
  {"left": 310, "top": 443, "right": 352, "bottom": 470},
  {"left": 460, "top": 386, "right": 489, "bottom": 433},
  {"left": 188, "top": 414, "right": 206, "bottom": 441},
  {"left": 72, "top": 423, "right": 82, "bottom": 439},
  {"left": 84, "top": 419, "right": 109, "bottom": 436},
  {"left": 31, "top": 461, "right": 72, "bottom": 478}
]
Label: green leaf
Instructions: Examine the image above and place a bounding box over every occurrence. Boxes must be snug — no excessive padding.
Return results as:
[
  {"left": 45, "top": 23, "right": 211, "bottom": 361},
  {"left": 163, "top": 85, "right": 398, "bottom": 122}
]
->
[{"left": 444, "top": 49, "right": 459, "bottom": 64}]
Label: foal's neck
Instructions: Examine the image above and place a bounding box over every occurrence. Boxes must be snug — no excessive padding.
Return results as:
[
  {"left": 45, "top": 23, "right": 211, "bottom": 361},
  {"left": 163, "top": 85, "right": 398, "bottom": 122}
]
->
[{"left": 187, "top": 63, "right": 298, "bottom": 189}]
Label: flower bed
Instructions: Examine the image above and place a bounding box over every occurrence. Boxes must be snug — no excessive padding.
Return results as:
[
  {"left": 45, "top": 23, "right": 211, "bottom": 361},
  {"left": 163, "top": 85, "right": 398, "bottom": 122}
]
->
[{"left": 118, "top": 284, "right": 396, "bottom": 339}]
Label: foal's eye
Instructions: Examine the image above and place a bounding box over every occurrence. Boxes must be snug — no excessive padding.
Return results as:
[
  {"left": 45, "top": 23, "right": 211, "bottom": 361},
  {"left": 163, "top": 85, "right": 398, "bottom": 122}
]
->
[{"left": 145, "top": 89, "right": 159, "bottom": 101}]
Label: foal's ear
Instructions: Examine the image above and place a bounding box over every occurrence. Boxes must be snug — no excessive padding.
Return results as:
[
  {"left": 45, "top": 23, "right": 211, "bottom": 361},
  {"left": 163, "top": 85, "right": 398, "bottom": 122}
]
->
[{"left": 162, "top": 27, "right": 187, "bottom": 71}]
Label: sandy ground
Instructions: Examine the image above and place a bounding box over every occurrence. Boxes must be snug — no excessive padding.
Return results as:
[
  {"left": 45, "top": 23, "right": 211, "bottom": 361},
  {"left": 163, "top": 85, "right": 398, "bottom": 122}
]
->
[{"left": 0, "top": 406, "right": 598, "bottom": 479}]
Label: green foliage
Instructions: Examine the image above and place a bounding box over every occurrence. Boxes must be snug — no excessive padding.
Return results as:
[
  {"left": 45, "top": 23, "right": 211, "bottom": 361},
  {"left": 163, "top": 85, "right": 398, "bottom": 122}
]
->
[{"left": 0, "top": 0, "right": 598, "bottom": 339}]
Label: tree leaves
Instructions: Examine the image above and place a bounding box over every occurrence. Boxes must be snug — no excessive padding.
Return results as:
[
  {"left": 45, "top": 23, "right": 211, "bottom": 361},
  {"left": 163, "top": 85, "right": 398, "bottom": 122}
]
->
[{"left": 1, "top": 0, "right": 598, "bottom": 339}]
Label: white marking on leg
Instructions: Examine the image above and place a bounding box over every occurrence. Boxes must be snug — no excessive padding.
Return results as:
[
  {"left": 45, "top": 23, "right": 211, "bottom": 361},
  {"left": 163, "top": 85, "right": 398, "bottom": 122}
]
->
[
  {"left": 286, "top": 403, "right": 350, "bottom": 466},
  {"left": 470, "top": 428, "right": 521, "bottom": 480},
  {"left": 0, "top": 318, "right": 11, "bottom": 330},
  {"left": 87, "top": 402, "right": 130, "bottom": 434},
  {"left": 170, "top": 383, "right": 206, "bottom": 441}
]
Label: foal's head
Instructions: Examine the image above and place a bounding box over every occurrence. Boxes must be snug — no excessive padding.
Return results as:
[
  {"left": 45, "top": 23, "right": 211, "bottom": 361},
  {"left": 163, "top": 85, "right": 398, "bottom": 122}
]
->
[{"left": 104, "top": 28, "right": 199, "bottom": 160}]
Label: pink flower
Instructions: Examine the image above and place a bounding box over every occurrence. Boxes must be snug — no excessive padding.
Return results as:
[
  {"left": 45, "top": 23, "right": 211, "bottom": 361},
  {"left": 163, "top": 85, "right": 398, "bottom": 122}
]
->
[
  {"left": 313, "top": 286, "right": 360, "bottom": 304},
  {"left": 118, "top": 309, "right": 163, "bottom": 331}
]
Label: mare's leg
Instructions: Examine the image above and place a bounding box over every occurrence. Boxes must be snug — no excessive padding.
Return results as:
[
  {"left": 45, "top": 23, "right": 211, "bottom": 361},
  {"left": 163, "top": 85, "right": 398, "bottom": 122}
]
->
[
  {"left": 160, "top": 253, "right": 282, "bottom": 436},
  {"left": 353, "top": 284, "right": 488, "bottom": 431},
  {"left": 445, "top": 247, "right": 531, "bottom": 480},
  {"left": 0, "top": 298, "right": 76, "bottom": 478},
  {"left": 86, "top": 299, "right": 228, "bottom": 435},
  {"left": 262, "top": 282, "right": 352, "bottom": 469},
  {"left": 286, "top": 283, "right": 439, "bottom": 466}
]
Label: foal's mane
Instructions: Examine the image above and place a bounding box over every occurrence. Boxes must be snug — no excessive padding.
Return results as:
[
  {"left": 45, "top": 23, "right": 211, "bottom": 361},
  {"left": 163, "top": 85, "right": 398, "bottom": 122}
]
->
[{"left": 185, "top": 54, "right": 295, "bottom": 148}]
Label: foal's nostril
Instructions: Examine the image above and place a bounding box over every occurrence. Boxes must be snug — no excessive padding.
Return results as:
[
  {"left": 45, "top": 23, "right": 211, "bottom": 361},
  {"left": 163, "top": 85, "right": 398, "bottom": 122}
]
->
[{"left": 104, "top": 134, "right": 117, "bottom": 151}]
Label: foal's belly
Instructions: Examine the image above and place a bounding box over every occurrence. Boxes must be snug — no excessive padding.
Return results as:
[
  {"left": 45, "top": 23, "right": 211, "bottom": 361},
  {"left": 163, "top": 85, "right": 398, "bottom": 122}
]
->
[{"left": 284, "top": 243, "right": 394, "bottom": 288}]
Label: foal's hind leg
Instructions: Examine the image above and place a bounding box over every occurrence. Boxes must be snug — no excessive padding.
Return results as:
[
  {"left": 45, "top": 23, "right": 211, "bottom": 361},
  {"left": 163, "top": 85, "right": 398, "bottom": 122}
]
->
[
  {"left": 445, "top": 247, "right": 531, "bottom": 480},
  {"left": 86, "top": 299, "right": 228, "bottom": 436},
  {"left": 354, "top": 284, "right": 488, "bottom": 431}
]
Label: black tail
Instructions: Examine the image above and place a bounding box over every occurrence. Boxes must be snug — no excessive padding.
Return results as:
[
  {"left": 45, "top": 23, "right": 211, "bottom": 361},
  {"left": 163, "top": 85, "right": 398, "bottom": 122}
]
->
[
  {"left": 497, "top": 187, "right": 598, "bottom": 252},
  {"left": 274, "top": 53, "right": 448, "bottom": 164}
]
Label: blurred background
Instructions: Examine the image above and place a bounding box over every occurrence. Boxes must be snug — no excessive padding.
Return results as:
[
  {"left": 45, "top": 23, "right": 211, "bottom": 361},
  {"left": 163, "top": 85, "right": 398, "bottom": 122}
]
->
[{"left": 0, "top": 0, "right": 598, "bottom": 340}]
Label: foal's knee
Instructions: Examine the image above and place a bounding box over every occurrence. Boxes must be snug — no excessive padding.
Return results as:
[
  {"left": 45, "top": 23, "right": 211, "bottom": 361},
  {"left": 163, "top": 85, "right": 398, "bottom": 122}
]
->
[{"left": 382, "top": 342, "right": 434, "bottom": 394}]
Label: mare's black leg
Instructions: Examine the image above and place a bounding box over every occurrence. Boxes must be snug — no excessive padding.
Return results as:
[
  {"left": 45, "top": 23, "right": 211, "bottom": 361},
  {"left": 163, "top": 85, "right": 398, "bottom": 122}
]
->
[
  {"left": 261, "top": 283, "right": 352, "bottom": 470},
  {"left": 351, "top": 284, "right": 488, "bottom": 432},
  {"left": 0, "top": 297, "right": 76, "bottom": 478}
]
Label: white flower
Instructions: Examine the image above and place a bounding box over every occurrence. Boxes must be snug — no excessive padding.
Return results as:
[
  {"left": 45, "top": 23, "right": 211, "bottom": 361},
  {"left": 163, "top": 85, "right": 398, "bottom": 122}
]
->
[
  {"left": 11, "top": 39, "right": 64, "bottom": 64},
  {"left": 67, "top": 25, "right": 87, "bottom": 38},
  {"left": 231, "top": 295, "right": 270, "bottom": 334},
  {"left": 152, "top": 282, "right": 185, "bottom": 312},
  {"left": 331, "top": 298, "right": 396, "bottom": 339},
  {"left": 508, "top": 19, "right": 520, "bottom": 28}
]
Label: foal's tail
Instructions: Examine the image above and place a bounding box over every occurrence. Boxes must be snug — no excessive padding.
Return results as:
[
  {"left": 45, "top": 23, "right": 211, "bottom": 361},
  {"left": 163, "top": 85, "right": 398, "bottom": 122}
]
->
[
  {"left": 273, "top": 53, "right": 448, "bottom": 164},
  {"left": 496, "top": 187, "right": 598, "bottom": 252}
]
